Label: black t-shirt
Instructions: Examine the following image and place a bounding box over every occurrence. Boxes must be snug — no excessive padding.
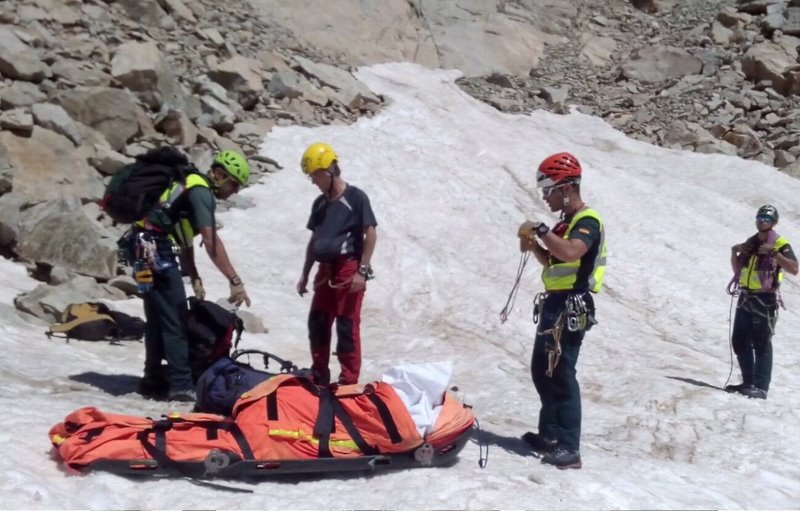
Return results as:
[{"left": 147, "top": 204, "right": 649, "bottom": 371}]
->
[
  {"left": 549, "top": 213, "right": 602, "bottom": 292},
  {"left": 306, "top": 185, "right": 377, "bottom": 262}
]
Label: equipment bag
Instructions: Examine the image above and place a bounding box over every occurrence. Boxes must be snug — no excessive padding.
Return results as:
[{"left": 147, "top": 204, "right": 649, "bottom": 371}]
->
[
  {"left": 186, "top": 298, "right": 244, "bottom": 381},
  {"left": 195, "top": 357, "right": 273, "bottom": 416},
  {"left": 101, "top": 146, "right": 197, "bottom": 225},
  {"left": 47, "top": 302, "right": 145, "bottom": 342},
  {"left": 195, "top": 350, "right": 302, "bottom": 416}
]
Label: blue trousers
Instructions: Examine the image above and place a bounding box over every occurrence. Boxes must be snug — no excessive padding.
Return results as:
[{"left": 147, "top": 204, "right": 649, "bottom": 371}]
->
[{"left": 531, "top": 292, "right": 592, "bottom": 452}]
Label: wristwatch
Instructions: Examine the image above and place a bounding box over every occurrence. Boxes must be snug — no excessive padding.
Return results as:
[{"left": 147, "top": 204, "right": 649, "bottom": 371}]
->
[
  {"left": 358, "top": 264, "right": 371, "bottom": 277},
  {"left": 535, "top": 223, "right": 550, "bottom": 237}
]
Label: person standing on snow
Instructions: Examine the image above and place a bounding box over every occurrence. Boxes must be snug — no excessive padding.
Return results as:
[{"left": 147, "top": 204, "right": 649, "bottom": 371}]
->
[
  {"left": 135, "top": 148, "right": 253, "bottom": 403},
  {"left": 517, "top": 152, "right": 607, "bottom": 470},
  {"left": 296, "top": 142, "right": 378, "bottom": 385},
  {"left": 726, "top": 205, "right": 797, "bottom": 399}
]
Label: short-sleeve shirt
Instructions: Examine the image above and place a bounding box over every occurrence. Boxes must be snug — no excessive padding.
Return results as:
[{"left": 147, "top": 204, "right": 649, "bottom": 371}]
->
[
  {"left": 550, "top": 214, "right": 602, "bottom": 292},
  {"left": 306, "top": 185, "right": 377, "bottom": 262},
  {"left": 149, "top": 185, "right": 215, "bottom": 252},
  {"left": 184, "top": 186, "right": 215, "bottom": 233}
]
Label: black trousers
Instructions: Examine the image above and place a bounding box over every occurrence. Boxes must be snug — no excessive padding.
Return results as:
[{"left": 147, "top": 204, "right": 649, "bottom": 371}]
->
[{"left": 731, "top": 292, "right": 777, "bottom": 391}]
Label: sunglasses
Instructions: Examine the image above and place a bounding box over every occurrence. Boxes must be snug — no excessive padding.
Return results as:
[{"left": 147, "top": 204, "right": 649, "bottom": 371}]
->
[
  {"left": 217, "top": 174, "right": 241, "bottom": 192},
  {"left": 542, "top": 185, "right": 565, "bottom": 198},
  {"left": 756, "top": 214, "right": 775, "bottom": 223}
]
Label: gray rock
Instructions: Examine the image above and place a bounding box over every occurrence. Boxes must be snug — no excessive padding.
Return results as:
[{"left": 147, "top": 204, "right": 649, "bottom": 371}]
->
[
  {"left": 31, "top": 103, "right": 82, "bottom": 145},
  {"left": 0, "top": 127, "right": 104, "bottom": 202},
  {"left": 0, "top": 81, "right": 47, "bottom": 109},
  {"left": 0, "top": 108, "right": 34, "bottom": 135},
  {"left": 16, "top": 198, "right": 118, "bottom": 280},
  {"left": 621, "top": 45, "right": 704, "bottom": 82},
  {"left": 15, "top": 275, "right": 127, "bottom": 324},
  {"left": 111, "top": 42, "right": 184, "bottom": 110},
  {"left": 53, "top": 87, "right": 140, "bottom": 150}
]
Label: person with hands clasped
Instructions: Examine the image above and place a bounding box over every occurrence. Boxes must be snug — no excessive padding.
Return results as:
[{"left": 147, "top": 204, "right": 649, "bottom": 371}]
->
[
  {"left": 726, "top": 205, "right": 797, "bottom": 399},
  {"left": 517, "top": 152, "right": 607, "bottom": 470},
  {"left": 296, "top": 142, "right": 378, "bottom": 386}
]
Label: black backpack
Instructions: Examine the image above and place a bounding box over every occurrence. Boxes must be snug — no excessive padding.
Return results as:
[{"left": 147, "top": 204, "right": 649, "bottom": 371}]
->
[
  {"left": 185, "top": 297, "right": 244, "bottom": 381},
  {"left": 101, "top": 146, "right": 199, "bottom": 224}
]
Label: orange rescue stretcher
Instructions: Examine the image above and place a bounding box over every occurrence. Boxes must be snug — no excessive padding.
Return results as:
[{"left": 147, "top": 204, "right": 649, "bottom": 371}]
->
[{"left": 49, "top": 374, "right": 476, "bottom": 478}]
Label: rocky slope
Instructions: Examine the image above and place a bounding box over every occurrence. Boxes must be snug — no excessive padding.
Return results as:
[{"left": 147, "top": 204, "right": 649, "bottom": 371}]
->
[
  {"left": 0, "top": 0, "right": 384, "bottom": 319},
  {"left": 2, "top": 0, "right": 799, "bottom": 319},
  {"left": 458, "top": 0, "right": 800, "bottom": 175}
]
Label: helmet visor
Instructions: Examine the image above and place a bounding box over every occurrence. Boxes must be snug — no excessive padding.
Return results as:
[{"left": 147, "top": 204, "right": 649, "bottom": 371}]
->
[{"left": 756, "top": 214, "right": 776, "bottom": 223}]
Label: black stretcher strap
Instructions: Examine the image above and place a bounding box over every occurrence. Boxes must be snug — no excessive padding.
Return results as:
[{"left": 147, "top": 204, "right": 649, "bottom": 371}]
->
[{"left": 366, "top": 393, "right": 403, "bottom": 445}]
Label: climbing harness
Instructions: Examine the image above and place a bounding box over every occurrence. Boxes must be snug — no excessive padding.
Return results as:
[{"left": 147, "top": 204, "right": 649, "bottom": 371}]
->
[
  {"left": 536, "top": 292, "right": 596, "bottom": 377},
  {"left": 565, "top": 293, "right": 596, "bottom": 332},
  {"left": 737, "top": 291, "right": 781, "bottom": 331},
  {"left": 118, "top": 230, "right": 179, "bottom": 293}
]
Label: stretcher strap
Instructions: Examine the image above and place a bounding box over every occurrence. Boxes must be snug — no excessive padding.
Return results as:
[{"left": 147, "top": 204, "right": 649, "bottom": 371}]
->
[
  {"left": 267, "top": 392, "right": 279, "bottom": 421},
  {"left": 315, "top": 388, "right": 378, "bottom": 458},
  {"left": 137, "top": 419, "right": 255, "bottom": 472},
  {"left": 365, "top": 393, "right": 402, "bottom": 444}
]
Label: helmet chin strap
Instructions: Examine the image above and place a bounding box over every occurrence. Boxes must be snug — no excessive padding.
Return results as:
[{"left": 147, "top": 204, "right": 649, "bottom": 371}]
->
[{"left": 326, "top": 170, "right": 336, "bottom": 196}]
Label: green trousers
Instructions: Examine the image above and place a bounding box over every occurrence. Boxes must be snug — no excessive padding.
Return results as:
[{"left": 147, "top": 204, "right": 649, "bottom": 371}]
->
[{"left": 142, "top": 266, "right": 192, "bottom": 392}]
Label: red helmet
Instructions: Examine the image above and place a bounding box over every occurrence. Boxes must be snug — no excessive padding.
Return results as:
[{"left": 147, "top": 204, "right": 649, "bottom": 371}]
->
[{"left": 536, "top": 152, "right": 582, "bottom": 188}]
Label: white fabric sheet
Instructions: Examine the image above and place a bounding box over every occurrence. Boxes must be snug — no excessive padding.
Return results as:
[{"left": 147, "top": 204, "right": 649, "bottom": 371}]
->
[{"left": 381, "top": 361, "right": 453, "bottom": 437}]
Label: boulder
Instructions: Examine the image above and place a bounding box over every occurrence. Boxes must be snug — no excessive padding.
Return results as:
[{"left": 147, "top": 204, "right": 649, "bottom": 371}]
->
[{"left": 16, "top": 197, "right": 119, "bottom": 280}]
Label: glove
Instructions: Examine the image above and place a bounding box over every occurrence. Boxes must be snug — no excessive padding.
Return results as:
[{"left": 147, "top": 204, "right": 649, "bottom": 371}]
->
[
  {"left": 191, "top": 277, "right": 205, "bottom": 300},
  {"left": 520, "top": 236, "right": 538, "bottom": 253},
  {"left": 228, "top": 276, "right": 251, "bottom": 307},
  {"left": 518, "top": 220, "right": 538, "bottom": 239}
]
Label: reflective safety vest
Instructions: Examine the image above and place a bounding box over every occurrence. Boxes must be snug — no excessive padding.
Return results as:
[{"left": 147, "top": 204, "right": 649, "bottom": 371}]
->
[
  {"left": 134, "top": 173, "right": 211, "bottom": 248},
  {"left": 739, "top": 235, "right": 789, "bottom": 291},
  {"left": 541, "top": 208, "right": 607, "bottom": 293}
]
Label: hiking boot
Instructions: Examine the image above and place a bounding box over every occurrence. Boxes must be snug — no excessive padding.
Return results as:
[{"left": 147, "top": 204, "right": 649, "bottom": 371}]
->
[
  {"left": 740, "top": 386, "right": 768, "bottom": 400},
  {"left": 168, "top": 388, "right": 196, "bottom": 403},
  {"left": 724, "top": 382, "right": 750, "bottom": 394},
  {"left": 541, "top": 447, "right": 582, "bottom": 469},
  {"left": 522, "top": 432, "right": 557, "bottom": 455},
  {"left": 137, "top": 376, "right": 168, "bottom": 399}
]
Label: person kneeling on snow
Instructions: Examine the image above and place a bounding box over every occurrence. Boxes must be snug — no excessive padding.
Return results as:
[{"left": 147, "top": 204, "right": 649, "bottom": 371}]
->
[{"left": 726, "top": 205, "right": 798, "bottom": 400}]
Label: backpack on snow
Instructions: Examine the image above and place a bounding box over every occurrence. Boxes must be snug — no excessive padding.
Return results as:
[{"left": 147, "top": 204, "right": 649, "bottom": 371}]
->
[
  {"left": 100, "top": 146, "right": 199, "bottom": 225},
  {"left": 194, "top": 350, "right": 300, "bottom": 416},
  {"left": 186, "top": 297, "right": 244, "bottom": 381},
  {"left": 47, "top": 302, "right": 146, "bottom": 342}
]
